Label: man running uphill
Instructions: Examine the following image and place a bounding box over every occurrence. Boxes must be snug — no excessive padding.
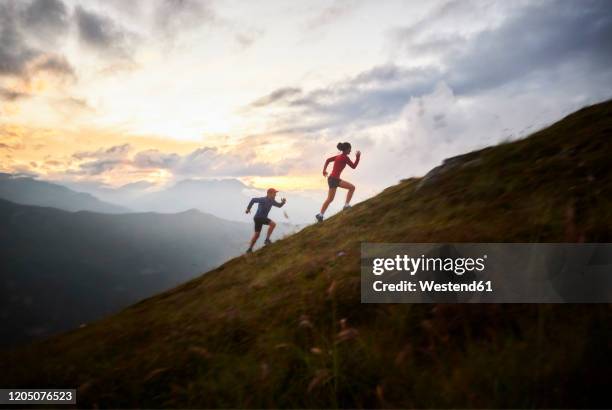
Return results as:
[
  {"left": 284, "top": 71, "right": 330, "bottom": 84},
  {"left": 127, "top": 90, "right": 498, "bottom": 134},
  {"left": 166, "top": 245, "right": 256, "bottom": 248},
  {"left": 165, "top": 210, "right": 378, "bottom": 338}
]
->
[
  {"left": 316, "top": 142, "right": 361, "bottom": 222},
  {"left": 245, "top": 188, "right": 286, "bottom": 253}
]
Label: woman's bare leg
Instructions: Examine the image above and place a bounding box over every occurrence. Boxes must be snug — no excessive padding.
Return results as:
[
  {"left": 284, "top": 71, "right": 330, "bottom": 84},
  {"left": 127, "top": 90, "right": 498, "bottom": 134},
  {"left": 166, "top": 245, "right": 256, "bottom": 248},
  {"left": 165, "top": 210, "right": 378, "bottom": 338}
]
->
[
  {"left": 320, "top": 188, "right": 337, "bottom": 214},
  {"left": 339, "top": 180, "right": 355, "bottom": 205}
]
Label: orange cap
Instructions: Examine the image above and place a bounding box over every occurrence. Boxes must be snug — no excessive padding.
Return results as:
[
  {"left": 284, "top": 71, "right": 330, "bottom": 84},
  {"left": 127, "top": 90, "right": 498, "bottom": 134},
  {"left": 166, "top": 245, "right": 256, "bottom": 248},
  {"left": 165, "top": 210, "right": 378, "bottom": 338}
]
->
[{"left": 267, "top": 188, "right": 279, "bottom": 195}]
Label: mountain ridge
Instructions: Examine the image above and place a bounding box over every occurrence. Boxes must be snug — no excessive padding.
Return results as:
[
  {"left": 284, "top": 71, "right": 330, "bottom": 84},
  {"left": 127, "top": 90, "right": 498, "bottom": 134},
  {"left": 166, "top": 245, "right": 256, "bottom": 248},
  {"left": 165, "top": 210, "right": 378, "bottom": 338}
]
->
[
  {"left": 66, "top": 177, "right": 322, "bottom": 223},
  {"left": 0, "top": 174, "right": 129, "bottom": 214}
]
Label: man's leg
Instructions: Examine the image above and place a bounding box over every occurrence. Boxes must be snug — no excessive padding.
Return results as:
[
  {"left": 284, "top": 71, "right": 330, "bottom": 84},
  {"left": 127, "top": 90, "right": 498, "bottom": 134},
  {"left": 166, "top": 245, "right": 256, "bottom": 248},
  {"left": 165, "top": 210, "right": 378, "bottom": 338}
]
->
[
  {"left": 247, "top": 220, "right": 262, "bottom": 252},
  {"left": 265, "top": 220, "right": 276, "bottom": 241},
  {"left": 339, "top": 180, "right": 355, "bottom": 206},
  {"left": 248, "top": 231, "right": 260, "bottom": 251}
]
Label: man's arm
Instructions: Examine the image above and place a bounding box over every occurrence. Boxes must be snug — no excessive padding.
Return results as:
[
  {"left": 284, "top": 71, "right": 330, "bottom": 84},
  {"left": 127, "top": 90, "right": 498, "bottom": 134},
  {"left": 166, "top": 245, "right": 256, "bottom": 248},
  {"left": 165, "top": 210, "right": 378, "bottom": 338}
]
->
[
  {"left": 323, "top": 156, "right": 335, "bottom": 176},
  {"left": 346, "top": 151, "right": 361, "bottom": 169},
  {"left": 246, "top": 197, "right": 260, "bottom": 213},
  {"left": 273, "top": 198, "right": 287, "bottom": 208}
]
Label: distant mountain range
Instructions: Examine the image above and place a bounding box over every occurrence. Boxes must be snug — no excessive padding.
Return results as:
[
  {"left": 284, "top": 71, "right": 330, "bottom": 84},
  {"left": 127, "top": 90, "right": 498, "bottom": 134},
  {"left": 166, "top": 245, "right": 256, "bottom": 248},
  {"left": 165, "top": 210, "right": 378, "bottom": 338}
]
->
[
  {"left": 0, "top": 199, "right": 254, "bottom": 347},
  {"left": 0, "top": 173, "right": 129, "bottom": 213},
  {"left": 124, "top": 178, "right": 253, "bottom": 216},
  {"left": 1, "top": 170, "right": 325, "bottom": 224},
  {"left": 66, "top": 178, "right": 322, "bottom": 223}
]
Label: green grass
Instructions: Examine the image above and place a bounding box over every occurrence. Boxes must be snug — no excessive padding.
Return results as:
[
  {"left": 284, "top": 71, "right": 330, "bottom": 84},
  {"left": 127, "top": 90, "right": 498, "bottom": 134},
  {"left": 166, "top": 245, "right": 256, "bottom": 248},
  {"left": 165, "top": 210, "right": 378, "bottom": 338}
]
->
[{"left": 1, "top": 100, "right": 612, "bottom": 408}]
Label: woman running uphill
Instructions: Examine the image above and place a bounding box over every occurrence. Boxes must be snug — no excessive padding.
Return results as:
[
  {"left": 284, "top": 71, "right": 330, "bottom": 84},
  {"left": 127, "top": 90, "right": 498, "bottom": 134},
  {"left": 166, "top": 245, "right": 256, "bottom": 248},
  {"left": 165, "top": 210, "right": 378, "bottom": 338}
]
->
[{"left": 316, "top": 142, "right": 361, "bottom": 222}]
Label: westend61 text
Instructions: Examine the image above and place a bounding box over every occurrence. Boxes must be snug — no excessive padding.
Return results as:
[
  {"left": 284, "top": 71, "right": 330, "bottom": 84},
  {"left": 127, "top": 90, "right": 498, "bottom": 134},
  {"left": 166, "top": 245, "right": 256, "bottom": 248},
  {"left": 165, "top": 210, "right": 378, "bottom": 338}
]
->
[{"left": 373, "top": 280, "right": 493, "bottom": 292}]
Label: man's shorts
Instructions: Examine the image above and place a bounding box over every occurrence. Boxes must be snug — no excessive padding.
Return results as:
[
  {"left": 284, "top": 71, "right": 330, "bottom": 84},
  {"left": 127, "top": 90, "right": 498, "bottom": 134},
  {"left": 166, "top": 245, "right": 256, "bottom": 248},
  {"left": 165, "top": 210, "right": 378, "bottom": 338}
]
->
[
  {"left": 328, "top": 176, "right": 341, "bottom": 189},
  {"left": 254, "top": 217, "right": 272, "bottom": 232}
]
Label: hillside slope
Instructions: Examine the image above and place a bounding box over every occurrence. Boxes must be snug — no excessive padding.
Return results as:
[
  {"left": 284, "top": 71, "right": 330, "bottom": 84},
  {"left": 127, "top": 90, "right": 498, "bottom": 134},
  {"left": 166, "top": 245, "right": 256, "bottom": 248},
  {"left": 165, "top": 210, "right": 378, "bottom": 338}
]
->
[{"left": 1, "top": 101, "right": 612, "bottom": 408}]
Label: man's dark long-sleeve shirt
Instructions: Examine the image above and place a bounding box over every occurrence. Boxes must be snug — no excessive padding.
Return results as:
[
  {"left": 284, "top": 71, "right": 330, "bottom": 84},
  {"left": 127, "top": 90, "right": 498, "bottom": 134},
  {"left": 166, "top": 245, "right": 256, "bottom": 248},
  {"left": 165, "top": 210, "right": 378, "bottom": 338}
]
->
[{"left": 247, "top": 197, "right": 284, "bottom": 218}]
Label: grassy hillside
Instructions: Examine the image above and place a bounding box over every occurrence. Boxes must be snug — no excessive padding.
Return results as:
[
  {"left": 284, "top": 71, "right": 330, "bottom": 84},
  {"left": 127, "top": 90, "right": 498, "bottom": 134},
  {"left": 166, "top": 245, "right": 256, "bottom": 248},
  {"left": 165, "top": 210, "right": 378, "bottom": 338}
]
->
[{"left": 1, "top": 100, "right": 611, "bottom": 408}]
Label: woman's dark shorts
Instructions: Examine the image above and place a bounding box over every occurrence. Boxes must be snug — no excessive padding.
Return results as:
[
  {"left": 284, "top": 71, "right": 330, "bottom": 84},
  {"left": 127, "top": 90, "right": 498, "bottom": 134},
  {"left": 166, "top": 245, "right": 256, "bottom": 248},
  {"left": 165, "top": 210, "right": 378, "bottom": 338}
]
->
[
  {"left": 328, "top": 176, "right": 341, "bottom": 189},
  {"left": 254, "top": 217, "right": 271, "bottom": 232}
]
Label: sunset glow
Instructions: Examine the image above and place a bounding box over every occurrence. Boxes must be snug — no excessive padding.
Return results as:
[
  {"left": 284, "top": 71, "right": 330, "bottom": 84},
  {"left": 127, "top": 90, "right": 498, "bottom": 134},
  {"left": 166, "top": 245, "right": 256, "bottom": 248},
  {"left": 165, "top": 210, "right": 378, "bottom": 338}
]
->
[{"left": 1, "top": 0, "right": 611, "bottom": 197}]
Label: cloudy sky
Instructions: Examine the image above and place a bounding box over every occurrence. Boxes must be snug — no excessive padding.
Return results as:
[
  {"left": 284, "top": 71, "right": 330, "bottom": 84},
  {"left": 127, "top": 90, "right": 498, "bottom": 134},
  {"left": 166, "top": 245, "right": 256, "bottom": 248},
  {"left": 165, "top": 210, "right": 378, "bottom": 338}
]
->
[{"left": 1, "top": 0, "right": 611, "bottom": 199}]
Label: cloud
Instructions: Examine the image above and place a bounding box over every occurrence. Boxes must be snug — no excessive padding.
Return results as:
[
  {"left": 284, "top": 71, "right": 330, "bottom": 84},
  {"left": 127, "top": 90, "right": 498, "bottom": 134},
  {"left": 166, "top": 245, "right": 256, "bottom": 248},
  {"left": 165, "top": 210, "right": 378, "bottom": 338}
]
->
[
  {"left": 73, "top": 143, "right": 132, "bottom": 161},
  {"left": 389, "top": 0, "right": 493, "bottom": 58},
  {"left": 70, "top": 144, "right": 277, "bottom": 179},
  {"left": 153, "top": 0, "right": 265, "bottom": 51},
  {"left": 250, "top": 87, "right": 302, "bottom": 107},
  {"left": 447, "top": 0, "right": 612, "bottom": 95},
  {"left": 0, "top": 87, "right": 29, "bottom": 101},
  {"left": 154, "top": 0, "right": 216, "bottom": 36},
  {"left": 247, "top": 65, "right": 442, "bottom": 134},
  {"left": 173, "top": 147, "right": 277, "bottom": 177},
  {"left": 250, "top": 0, "right": 612, "bottom": 138},
  {"left": 0, "top": 2, "right": 39, "bottom": 77},
  {"left": 45, "top": 159, "right": 63, "bottom": 166},
  {"left": 133, "top": 149, "right": 181, "bottom": 169},
  {"left": 133, "top": 147, "right": 277, "bottom": 178},
  {"left": 76, "top": 159, "right": 126, "bottom": 176},
  {"left": 20, "top": 0, "right": 70, "bottom": 45},
  {"left": 32, "top": 54, "right": 75, "bottom": 79},
  {"left": 59, "top": 97, "right": 93, "bottom": 112},
  {"left": 75, "top": 5, "right": 136, "bottom": 58},
  {"left": 390, "top": 0, "right": 612, "bottom": 96},
  {"left": 0, "top": 0, "right": 75, "bottom": 88},
  {"left": 235, "top": 28, "right": 264, "bottom": 49},
  {"left": 93, "top": 0, "right": 145, "bottom": 18},
  {"left": 71, "top": 144, "right": 131, "bottom": 176},
  {"left": 306, "top": 0, "right": 361, "bottom": 30}
]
